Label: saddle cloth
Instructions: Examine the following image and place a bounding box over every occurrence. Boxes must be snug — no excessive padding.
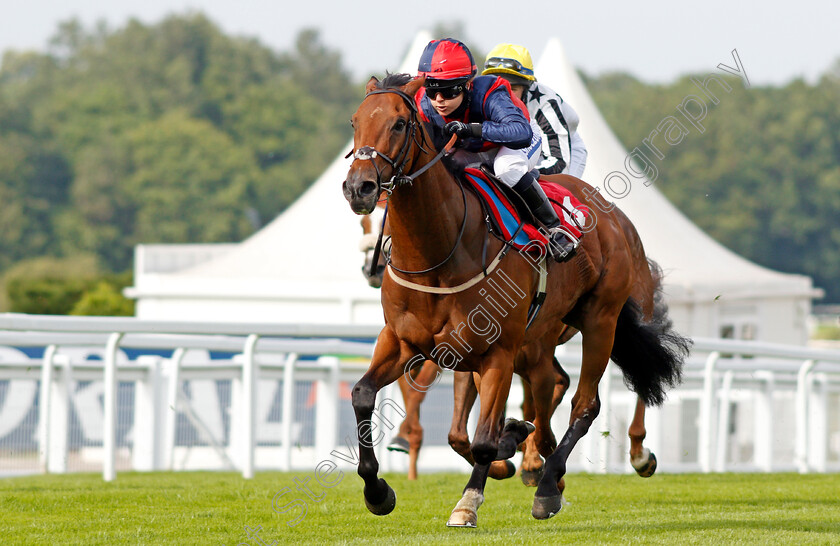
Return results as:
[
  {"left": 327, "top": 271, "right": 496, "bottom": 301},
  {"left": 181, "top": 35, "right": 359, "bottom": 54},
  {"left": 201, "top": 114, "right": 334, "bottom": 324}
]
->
[{"left": 462, "top": 167, "right": 588, "bottom": 253}]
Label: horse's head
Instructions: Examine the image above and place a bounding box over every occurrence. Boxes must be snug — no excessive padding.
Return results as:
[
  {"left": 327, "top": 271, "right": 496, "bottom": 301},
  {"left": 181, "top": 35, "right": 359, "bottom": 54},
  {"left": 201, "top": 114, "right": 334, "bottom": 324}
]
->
[{"left": 343, "top": 74, "right": 425, "bottom": 215}]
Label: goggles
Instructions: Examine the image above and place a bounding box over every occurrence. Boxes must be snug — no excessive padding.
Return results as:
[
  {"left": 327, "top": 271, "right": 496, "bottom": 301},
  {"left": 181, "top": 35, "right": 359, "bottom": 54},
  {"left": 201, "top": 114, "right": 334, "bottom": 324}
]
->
[
  {"left": 425, "top": 83, "right": 465, "bottom": 100},
  {"left": 483, "top": 57, "right": 534, "bottom": 77}
]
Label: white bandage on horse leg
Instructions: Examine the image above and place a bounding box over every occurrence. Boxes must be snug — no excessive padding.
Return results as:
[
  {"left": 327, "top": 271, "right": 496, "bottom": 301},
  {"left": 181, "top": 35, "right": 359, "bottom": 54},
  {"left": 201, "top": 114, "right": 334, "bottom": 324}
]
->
[
  {"left": 446, "top": 488, "right": 485, "bottom": 527},
  {"left": 630, "top": 447, "right": 652, "bottom": 471}
]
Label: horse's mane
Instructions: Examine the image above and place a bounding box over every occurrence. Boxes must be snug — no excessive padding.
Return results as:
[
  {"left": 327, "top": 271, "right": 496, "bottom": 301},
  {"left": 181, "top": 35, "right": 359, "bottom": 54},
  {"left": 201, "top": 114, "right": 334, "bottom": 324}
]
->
[{"left": 378, "top": 72, "right": 413, "bottom": 90}]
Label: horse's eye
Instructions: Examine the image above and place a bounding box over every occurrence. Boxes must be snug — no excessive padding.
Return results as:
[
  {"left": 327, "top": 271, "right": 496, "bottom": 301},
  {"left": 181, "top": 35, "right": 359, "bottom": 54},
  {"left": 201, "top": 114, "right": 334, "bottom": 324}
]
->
[
  {"left": 349, "top": 119, "right": 355, "bottom": 129},
  {"left": 393, "top": 119, "right": 406, "bottom": 132}
]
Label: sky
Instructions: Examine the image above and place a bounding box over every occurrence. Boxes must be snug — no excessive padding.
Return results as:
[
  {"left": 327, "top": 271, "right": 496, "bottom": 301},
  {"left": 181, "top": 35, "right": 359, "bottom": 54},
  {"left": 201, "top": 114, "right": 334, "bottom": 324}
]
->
[{"left": 2, "top": 1, "right": 839, "bottom": 86}]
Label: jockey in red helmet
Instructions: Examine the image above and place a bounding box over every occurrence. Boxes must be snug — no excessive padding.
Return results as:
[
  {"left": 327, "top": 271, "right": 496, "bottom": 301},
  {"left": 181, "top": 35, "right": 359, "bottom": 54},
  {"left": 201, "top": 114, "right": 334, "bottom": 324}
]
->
[{"left": 415, "top": 38, "right": 578, "bottom": 263}]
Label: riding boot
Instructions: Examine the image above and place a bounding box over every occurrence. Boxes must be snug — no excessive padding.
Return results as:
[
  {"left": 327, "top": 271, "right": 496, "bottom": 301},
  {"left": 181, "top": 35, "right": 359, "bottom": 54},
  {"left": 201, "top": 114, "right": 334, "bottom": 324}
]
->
[{"left": 513, "top": 172, "right": 579, "bottom": 263}]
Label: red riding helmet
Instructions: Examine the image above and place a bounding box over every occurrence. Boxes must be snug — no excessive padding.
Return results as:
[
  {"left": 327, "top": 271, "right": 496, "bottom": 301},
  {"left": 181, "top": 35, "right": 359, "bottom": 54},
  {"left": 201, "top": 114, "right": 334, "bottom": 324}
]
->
[{"left": 417, "top": 38, "right": 477, "bottom": 86}]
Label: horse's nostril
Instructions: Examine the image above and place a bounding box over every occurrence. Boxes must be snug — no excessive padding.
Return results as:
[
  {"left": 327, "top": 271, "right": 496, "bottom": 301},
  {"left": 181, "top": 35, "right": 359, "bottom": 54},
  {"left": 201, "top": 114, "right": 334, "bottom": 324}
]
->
[{"left": 360, "top": 181, "right": 378, "bottom": 197}]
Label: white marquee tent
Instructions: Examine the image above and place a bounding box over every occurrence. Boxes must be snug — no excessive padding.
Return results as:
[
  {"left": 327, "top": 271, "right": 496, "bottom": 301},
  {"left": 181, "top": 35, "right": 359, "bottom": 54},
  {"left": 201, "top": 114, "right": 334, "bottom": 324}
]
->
[{"left": 127, "top": 34, "right": 819, "bottom": 345}]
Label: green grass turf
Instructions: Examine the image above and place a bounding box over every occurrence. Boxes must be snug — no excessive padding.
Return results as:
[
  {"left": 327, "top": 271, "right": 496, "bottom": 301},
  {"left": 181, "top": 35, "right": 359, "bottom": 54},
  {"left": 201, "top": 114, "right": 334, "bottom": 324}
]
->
[{"left": 2, "top": 471, "right": 839, "bottom": 545}]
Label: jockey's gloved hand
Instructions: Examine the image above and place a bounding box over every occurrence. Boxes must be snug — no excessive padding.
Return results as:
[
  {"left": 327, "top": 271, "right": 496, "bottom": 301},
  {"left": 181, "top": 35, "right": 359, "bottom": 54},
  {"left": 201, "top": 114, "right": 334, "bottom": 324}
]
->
[{"left": 444, "top": 121, "right": 482, "bottom": 140}]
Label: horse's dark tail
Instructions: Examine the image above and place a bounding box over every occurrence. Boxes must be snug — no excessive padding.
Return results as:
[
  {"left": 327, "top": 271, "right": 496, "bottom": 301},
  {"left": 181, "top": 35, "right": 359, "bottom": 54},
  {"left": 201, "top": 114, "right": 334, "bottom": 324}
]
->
[{"left": 610, "top": 260, "right": 692, "bottom": 407}]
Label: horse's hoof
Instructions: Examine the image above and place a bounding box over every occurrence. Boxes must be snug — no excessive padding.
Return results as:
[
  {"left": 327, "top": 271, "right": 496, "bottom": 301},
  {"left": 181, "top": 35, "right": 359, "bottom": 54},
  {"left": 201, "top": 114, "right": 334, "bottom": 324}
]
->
[
  {"left": 445, "top": 513, "right": 478, "bottom": 528},
  {"left": 364, "top": 481, "right": 397, "bottom": 516},
  {"left": 386, "top": 436, "right": 410, "bottom": 454},
  {"left": 520, "top": 466, "right": 544, "bottom": 487},
  {"left": 636, "top": 452, "right": 657, "bottom": 478},
  {"left": 502, "top": 418, "right": 536, "bottom": 448},
  {"left": 489, "top": 460, "right": 516, "bottom": 480},
  {"left": 532, "top": 494, "right": 564, "bottom": 520},
  {"left": 504, "top": 418, "right": 536, "bottom": 436},
  {"left": 446, "top": 489, "right": 483, "bottom": 528},
  {"left": 631, "top": 448, "right": 657, "bottom": 478}
]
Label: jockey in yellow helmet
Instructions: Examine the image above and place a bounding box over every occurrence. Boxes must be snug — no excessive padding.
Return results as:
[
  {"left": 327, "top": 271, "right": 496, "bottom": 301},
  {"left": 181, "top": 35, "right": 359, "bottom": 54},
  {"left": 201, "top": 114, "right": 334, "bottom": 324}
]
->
[{"left": 483, "top": 43, "right": 588, "bottom": 179}]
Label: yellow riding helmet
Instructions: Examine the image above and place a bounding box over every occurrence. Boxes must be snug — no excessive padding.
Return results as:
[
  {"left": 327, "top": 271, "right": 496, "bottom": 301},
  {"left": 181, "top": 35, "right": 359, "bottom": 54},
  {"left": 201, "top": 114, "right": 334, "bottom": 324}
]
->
[{"left": 481, "top": 43, "right": 536, "bottom": 85}]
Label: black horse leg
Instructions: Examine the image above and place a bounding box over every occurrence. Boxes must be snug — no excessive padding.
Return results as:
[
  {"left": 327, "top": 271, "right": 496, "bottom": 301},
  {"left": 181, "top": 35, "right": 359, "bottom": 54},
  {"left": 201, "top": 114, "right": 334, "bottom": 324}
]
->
[
  {"left": 351, "top": 330, "right": 407, "bottom": 516},
  {"left": 352, "top": 376, "right": 395, "bottom": 515},
  {"left": 531, "top": 392, "right": 600, "bottom": 519},
  {"left": 495, "top": 418, "right": 536, "bottom": 461}
]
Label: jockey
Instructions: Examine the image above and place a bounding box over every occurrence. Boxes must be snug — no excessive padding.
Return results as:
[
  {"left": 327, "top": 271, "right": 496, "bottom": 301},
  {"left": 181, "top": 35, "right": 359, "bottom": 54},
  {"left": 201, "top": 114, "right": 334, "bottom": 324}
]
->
[
  {"left": 482, "top": 43, "right": 588, "bottom": 179},
  {"left": 415, "top": 38, "right": 578, "bottom": 263}
]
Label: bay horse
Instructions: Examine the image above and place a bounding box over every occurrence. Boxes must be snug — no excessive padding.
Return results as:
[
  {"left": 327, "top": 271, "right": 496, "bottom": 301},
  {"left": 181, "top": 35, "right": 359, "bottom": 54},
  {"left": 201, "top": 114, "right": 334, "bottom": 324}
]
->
[
  {"left": 358, "top": 180, "right": 663, "bottom": 492},
  {"left": 361, "top": 200, "right": 573, "bottom": 484},
  {"left": 361, "top": 196, "right": 656, "bottom": 489},
  {"left": 343, "top": 73, "right": 690, "bottom": 526}
]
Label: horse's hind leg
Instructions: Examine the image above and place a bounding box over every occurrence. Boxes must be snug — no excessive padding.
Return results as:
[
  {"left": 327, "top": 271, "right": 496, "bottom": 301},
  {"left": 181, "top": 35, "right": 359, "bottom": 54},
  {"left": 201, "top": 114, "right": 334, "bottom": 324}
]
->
[
  {"left": 520, "top": 381, "right": 543, "bottom": 486},
  {"left": 628, "top": 396, "right": 657, "bottom": 477},
  {"left": 533, "top": 321, "right": 615, "bottom": 519},
  {"left": 387, "top": 374, "right": 414, "bottom": 454},
  {"left": 521, "top": 357, "right": 569, "bottom": 487},
  {"left": 389, "top": 361, "right": 437, "bottom": 480}
]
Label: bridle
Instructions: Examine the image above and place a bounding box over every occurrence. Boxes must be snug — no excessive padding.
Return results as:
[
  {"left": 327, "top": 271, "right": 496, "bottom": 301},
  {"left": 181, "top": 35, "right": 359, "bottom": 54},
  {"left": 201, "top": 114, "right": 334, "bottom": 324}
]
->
[
  {"left": 346, "top": 87, "right": 455, "bottom": 194},
  {"left": 348, "top": 86, "right": 465, "bottom": 276}
]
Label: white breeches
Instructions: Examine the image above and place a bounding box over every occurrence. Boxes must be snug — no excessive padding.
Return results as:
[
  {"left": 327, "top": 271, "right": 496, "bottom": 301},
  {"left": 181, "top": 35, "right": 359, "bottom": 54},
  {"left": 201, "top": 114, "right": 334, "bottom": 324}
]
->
[{"left": 493, "top": 119, "right": 543, "bottom": 187}]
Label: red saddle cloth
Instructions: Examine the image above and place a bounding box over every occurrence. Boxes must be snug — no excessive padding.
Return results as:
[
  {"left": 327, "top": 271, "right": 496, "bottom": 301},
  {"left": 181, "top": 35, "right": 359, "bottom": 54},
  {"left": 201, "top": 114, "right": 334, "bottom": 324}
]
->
[{"left": 462, "top": 167, "right": 588, "bottom": 253}]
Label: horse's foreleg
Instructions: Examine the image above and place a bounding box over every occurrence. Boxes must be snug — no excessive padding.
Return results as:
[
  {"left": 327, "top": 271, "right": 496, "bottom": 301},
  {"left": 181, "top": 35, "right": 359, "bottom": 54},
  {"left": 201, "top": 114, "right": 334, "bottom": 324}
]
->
[
  {"left": 446, "top": 462, "right": 490, "bottom": 527},
  {"left": 353, "top": 329, "right": 409, "bottom": 516},
  {"left": 444, "top": 418, "right": 531, "bottom": 528},
  {"left": 447, "top": 364, "right": 514, "bottom": 528},
  {"left": 533, "top": 326, "right": 613, "bottom": 519},
  {"left": 470, "top": 366, "right": 514, "bottom": 465},
  {"left": 628, "top": 396, "right": 657, "bottom": 477},
  {"left": 447, "top": 371, "right": 514, "bottom": 481}
]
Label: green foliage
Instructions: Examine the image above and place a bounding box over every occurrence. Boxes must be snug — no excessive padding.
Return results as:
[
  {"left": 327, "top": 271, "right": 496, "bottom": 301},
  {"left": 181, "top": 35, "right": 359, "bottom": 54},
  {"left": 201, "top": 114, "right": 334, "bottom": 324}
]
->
[
  {"left": 0, "top": 12, "right": 837, "bottom": 308},
  {"left": 0, "top": 13, "right": 358, "bottom": 282},
  {"left": 6, "top": 277, "right": 86, "bottom": 315},
  {"left": 3, "top": 255, "right": 99, "bottom": 314},
  {"left": 2, "top": 255, "right": 133, "bottom": 315},
  {"left": 586, "top": 67, "right": 840, "bottom": 301},
  {"left": 70, "top": 281, "right": 134, "bottom": 316},
  {"left": 120, "top": 111, "right": 258, "bottom": 246}
]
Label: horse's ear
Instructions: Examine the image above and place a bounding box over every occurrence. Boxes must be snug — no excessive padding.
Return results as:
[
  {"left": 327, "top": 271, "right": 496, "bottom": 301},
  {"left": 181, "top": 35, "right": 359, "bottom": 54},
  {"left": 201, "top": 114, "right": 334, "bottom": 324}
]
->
[
  {"left": 404, "top": 75, "right": 425, "bottom": 96},
  {"left": 365, "top": 76, "right": 379, "bottom": 94}
]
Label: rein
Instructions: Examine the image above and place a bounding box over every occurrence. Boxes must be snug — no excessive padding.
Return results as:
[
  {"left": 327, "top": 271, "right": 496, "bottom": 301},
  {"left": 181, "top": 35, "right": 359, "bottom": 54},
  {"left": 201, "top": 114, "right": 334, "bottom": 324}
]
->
[
  {"left": 346, "top": 88, "right": 457, "bottom": 194},
  {"left": 349, "top": 86, "right": 463, "bottom": 276}
]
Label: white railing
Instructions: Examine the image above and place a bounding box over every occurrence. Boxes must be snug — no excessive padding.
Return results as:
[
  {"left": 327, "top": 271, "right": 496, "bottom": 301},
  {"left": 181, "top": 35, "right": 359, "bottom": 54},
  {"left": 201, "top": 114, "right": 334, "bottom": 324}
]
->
[{"left": 1, "top": 313, "right": 839, "bottom": 481}]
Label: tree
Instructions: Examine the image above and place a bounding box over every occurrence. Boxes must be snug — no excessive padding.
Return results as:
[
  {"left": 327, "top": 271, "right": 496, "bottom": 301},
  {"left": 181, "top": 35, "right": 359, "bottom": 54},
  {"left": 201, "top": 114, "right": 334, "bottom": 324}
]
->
[
  {"left": 120, "top": 111, "right": 260, "bottom": 247},
  {"left": 587, "top": 70, "right": 840, "bottom": 302}
]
